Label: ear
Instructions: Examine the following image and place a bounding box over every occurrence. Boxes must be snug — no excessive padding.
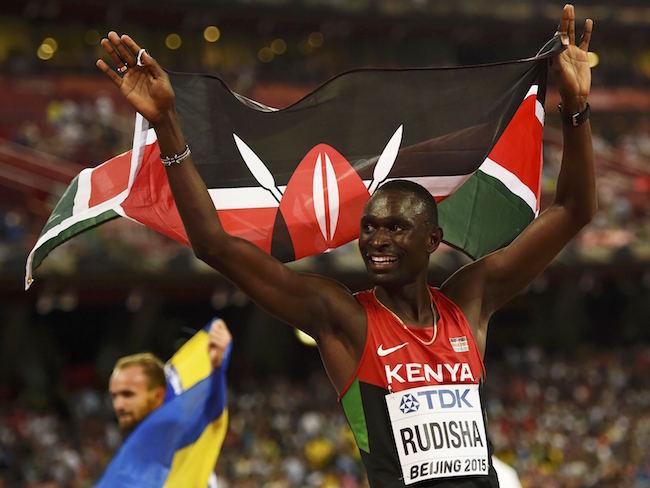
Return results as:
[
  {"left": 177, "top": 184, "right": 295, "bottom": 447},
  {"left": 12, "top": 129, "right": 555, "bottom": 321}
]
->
[
  {"left": 426, "top": 226, "right": 443, "bottom": 254},
  {"left": 152, "top": 386, "right": 166, "bottom": 408}
]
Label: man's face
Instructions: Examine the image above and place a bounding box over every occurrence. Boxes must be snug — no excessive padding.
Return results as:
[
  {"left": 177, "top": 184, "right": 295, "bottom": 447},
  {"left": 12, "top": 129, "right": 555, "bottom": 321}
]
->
[
  {"left": 109, "top": 365, "right": 164, "bottom": 434},
  {"left": 358, "top": 190, "right": 440, "bottom": 288}
]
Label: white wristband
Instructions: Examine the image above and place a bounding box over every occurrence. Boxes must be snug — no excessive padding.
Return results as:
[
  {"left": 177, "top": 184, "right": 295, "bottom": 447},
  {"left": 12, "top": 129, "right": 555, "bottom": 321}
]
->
[{"left": 161, "top": 145, "right": 191, "bottom": 166}]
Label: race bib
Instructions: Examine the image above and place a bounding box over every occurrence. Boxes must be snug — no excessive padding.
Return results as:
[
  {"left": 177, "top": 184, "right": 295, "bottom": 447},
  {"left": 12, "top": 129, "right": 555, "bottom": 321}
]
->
[{"left": 385, "top": 384, "right": 488, "bottom": 485}]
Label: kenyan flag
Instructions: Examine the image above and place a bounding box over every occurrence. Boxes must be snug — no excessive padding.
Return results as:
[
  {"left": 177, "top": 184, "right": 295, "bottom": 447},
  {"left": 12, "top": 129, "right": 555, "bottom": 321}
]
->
[{"left": 25, "top": 38, "right": 559, "bottom": 289}]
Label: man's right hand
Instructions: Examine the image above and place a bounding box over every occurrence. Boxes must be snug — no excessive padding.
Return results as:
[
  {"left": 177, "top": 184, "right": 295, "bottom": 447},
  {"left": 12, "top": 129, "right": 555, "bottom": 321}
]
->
[{"left": 96, "top": 33, "right": 175, "bottom": 126}]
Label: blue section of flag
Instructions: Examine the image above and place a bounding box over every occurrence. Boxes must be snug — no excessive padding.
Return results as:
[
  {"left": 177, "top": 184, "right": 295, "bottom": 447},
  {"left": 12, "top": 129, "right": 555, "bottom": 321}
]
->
[{"left": 96, "top": 323, "right": 230, "bottom": 487}]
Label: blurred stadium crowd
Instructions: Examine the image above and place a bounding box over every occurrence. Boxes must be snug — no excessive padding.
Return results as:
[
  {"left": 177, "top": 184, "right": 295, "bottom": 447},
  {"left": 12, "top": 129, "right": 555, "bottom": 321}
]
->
[
  {"left": 0, "top": 346, "right": 648, "bottom": 487},
  {"left": 0, "top": 1, "right": 649, "bottom": 487}
]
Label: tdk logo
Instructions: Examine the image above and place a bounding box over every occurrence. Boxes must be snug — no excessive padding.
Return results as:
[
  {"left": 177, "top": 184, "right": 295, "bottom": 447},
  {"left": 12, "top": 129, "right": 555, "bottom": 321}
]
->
[
  {"left": 399, "top": 393, "right": 420, "bottom": 414},
  {"left": 417, "top": 388, "right": 473, "bottom": 410}
]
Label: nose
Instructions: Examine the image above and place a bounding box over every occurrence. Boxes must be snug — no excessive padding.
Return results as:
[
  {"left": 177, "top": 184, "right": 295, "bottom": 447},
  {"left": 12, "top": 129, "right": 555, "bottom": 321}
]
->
[
  {"left": 113, "top": 396, "right": 125, "bottom": 412},
  {"left": 369, "top": 227, "right": 390, "bottom": 248}
]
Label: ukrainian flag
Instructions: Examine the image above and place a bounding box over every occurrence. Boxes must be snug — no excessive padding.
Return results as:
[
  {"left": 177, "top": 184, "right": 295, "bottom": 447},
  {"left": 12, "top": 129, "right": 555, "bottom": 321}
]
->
[{"left": 96, "top": 319, "right": 230, "bottom": 487}]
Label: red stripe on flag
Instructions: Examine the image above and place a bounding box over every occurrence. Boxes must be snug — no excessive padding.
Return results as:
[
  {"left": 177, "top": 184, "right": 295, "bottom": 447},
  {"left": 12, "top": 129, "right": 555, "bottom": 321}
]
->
[
  {"left": 88, "top": 151, "right": 132, "bottom": 208},
  {"left": 120, "top": 142, "right": 277, "bottom": 251},
  {"left": 487, "top": 95, "right": 542, "bottom": 198},
  {"left": 217, "top": 208, "right": 277, "bottom": 253},
  {"left": 121, "top": 142, "right": 190, "bottom": 245}
]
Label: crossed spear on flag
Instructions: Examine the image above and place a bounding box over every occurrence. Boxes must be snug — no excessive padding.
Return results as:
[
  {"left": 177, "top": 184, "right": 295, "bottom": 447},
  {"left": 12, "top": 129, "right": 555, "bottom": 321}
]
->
[{"left": 232, "top": 124, "right": 404, "bottom": 205}]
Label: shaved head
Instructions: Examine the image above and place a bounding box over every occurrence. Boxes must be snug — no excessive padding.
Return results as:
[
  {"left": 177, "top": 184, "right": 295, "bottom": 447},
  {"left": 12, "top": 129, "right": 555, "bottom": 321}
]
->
[{"left": 372, "top": 180, "right": 438, "bottom": 227}]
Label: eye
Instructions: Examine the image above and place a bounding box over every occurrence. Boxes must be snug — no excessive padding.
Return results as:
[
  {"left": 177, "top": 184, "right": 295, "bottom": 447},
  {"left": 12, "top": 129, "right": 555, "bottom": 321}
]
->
[
  {"left": 390, "top": 224, "right": 403, "bottom": 232},
  {"left": 361, "top": 222, "right": 375, "bottom": 233}
]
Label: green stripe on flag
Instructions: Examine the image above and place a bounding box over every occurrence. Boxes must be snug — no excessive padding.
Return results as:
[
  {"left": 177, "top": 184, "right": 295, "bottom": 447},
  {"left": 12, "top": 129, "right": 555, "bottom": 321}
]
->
[
  {"left": 439, "top": 170, "right": 535, "bottom": 259},
  {"left": 32, "top": 209, "right": 120, "bottom": 272},
  {"left": 41, "top": 176, "right": 79, "bottom": 235}
]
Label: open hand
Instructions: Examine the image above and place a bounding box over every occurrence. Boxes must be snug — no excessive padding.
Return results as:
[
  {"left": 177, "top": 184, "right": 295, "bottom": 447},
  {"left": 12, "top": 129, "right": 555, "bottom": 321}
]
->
[
  {"left": 552, "top": 4, "right": 593, "bottom": 112},
  {"left": 96, "top": 33, "right": 175, "bottom": 125}
]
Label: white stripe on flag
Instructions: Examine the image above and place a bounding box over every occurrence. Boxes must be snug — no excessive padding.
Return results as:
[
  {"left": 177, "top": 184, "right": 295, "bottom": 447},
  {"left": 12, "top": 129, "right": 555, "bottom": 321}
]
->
[
  {"left": 525, "top": 85, "right": 544, "bottom": 125},
  {"left": 145, "top": 127, "right": 157, "bottom": 145},
  {"left": 72, "top": 168, "right": 93, "bottom": 215},
  {"left": 535, "top": 100, "right": 545, "bottom": 125},
  {"left": 208, "top": 186, "right": 286, "bottom": 209},
  {"left": 26, "top": 114, "right": 151, "bottom": 289},
  {"left": 380, "top": 175, "right": 472, "bottom": 198},
  {"left": 116, "top": 114, "right": 151, "bottom": 218},
  {"left": 474, "top": 84, "right": 542, "bottom": 214},
  {"left": 479, "top": 158, "right": 537, "bottom": 212},
  {"left": 206, "top": 173, "right": 472, "bottom": 211},
  {"left": 525, "top": 85, "right": 538, "bottom": 98}
]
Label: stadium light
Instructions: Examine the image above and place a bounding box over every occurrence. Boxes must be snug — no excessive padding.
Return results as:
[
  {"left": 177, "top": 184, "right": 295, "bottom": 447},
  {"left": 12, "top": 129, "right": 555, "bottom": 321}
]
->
[
  {"left": 37, "top": 45, "right": 53, "bottom": 60},
  {"left": 42, "top": 37, "right": 58, "bottom": 52},
  {"left": 308, "top": 32, "right": 324, "bottom": 48},
  {"left": 165, "top": 33, "right": 182, "bottom": 50},
  {"left": 271, "top": 38, "right": 286, "bottom": 55},
  {"left": 204, "top": 26, "right": 221, "bottom": 43},
  {"left": 258, "top": 46, "right": 274, "bottom": 63}
]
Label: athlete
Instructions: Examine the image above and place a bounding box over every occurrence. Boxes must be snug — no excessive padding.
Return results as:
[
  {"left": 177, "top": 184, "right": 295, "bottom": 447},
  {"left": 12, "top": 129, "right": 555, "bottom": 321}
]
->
[
  {"left": 97, "top": 5, "right": 594, "bottom": 486},
  {"left": 109, "top": 318, "right": 232, "bottom": 435},
  {"left": 105, "top": 318, "right": 231, "bottom": 488}
]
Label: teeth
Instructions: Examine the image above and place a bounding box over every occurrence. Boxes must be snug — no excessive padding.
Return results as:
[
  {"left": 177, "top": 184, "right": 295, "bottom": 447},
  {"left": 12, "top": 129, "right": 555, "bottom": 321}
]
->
[{"left": 370, "top": 256, "right": 397, "bottom": 263}]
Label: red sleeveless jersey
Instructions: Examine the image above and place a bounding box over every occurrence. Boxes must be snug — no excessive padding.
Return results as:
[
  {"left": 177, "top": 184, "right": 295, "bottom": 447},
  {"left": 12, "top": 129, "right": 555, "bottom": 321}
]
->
[
  {"left": 341, "top": 287, "right": 485, "bottom": 397},
  {"left": 339, "top": 287, "right": 498, "bottom": 488}
]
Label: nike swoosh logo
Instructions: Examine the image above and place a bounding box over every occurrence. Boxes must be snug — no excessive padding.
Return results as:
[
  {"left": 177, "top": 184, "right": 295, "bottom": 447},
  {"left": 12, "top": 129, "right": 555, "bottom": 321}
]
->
[{"left": 377, "top": 342, "right": 409, "bottom": 357}]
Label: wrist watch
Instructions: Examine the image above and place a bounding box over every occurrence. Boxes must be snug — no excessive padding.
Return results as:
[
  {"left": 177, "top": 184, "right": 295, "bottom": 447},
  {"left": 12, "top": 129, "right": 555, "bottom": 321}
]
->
[{"left": 558, "top": 102, "right": 590, "bottom": 127}]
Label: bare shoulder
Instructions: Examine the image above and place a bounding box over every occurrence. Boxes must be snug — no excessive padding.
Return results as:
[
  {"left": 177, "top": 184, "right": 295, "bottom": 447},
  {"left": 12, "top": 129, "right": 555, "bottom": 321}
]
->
[
  {"left": 441, "top": 256, "right": 489, "bottom": 299},
  {"left": 440, "top": 257, "right": 494, "bottom": 358},
  {"left": 440, "top": 256, "right": 491, "bottom": 326}
]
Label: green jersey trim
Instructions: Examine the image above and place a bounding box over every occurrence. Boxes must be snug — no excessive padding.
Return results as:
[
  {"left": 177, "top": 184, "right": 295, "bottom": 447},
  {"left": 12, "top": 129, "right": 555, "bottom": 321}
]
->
[{"left": 341, "top": 377, "right": 370, "bottom": 453}]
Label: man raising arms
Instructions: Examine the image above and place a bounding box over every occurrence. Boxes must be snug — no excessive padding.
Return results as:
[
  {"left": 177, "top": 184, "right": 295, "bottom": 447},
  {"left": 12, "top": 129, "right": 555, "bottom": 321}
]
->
[{"left": 97, "top": 5, "right": 594, "bottom": 486}]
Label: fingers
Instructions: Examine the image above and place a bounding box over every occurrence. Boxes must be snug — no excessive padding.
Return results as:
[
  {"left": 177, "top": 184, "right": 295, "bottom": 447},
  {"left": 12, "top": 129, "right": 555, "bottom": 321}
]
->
[
  {"left": 567, "top": 5, "right": 575, "bottom": 45},
  {"left": 108, "top": 31, "right": 136, "bottom": 67},
  {"left": 100, "top": 37, "right": 124, "bottom": 69},
  {"left": 97, "top": 32, "right": 163, "bottom": 82},
  {"left": 120, "top": 34, "right": 165, "bottom": 78},
  {"left": 208, "top": 319, "right": 230, "bottom": 368},
  {"left": 96, "top": 59, "right": 122, "bottom": 87},
  {"left": 120, "top": 34, "right": 142, "bottom": 57},
  {"left": 557, "top": 4, "right": 591, "bottom": 50},
  {"left": 210, "top": 318, "right": 226, "bottom": 335},
  {"left": 209, "top": 319, "right": 232, "bottom": 343},
  {"left": 580, "top": 18, "right": 593, "bottom": 51},
  {"left": 139, "top": 49, "right": 165, "bottom": 78}
]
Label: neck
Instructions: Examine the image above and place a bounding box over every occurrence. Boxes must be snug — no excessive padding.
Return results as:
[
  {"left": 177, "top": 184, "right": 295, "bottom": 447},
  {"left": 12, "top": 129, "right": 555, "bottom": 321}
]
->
[{"left": 375, "top": 279, "right": 434, "bottom": 327}]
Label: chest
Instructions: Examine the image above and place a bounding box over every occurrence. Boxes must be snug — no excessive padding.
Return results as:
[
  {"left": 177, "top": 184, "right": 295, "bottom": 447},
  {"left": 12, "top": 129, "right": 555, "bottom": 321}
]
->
[{"left": 359, "top": 306, "right": 483, "bottom": 393}]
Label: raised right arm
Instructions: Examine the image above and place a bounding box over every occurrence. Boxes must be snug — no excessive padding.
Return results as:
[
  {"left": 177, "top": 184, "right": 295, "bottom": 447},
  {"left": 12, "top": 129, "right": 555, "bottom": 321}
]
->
[{"left": 95, "top": 33, "right": 365, "bottom": 348}]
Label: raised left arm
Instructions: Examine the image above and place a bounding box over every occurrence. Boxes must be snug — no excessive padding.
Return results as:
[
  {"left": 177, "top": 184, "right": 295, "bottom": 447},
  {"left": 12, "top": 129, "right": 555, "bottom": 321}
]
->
[{"left": 443, "top": 5, "right": 596, "bottom": 329}]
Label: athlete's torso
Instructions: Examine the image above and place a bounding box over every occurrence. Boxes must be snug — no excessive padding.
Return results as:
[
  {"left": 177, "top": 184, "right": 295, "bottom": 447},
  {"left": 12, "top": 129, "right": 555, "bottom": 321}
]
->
[{"left": 339, "top": 287, "right": 499, "bottom": 488}]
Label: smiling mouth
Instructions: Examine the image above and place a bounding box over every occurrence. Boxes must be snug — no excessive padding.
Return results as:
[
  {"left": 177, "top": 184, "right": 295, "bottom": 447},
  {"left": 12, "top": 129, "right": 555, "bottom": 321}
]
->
[{"left": 368, "top": 255, "right": 398, "bottom": 266}]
